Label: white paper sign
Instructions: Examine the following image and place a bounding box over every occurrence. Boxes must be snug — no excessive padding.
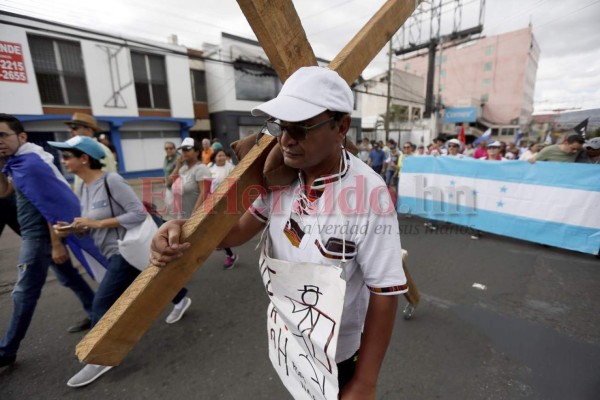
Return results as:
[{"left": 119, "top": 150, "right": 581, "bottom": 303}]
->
[{"left": 260, "top": 254, "right": 347, "bottom": 400}]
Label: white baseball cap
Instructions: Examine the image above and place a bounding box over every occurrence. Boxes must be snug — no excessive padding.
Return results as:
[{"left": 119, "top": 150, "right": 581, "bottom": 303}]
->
[
  {"left": 447, "top": 138, "right": 462, "bottom": 147},
  {"left": 487, "top": 141, "right": 501, "bottom": 148},
  {"left": 178, "top": 137, "right": 196, "bottom": 149},
  {"left": 251, "top": 66, "right": 354, "bottom": 122},
  {"left": 584, "top": 137, "right": 600, "bottom": 150}
]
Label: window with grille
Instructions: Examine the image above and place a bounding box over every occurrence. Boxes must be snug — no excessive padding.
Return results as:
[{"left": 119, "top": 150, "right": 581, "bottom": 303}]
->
[
  {"left": 190, "top": 69, "right": 207, "bottom": 102},
  {"left": 28, "top": 35, "right": 90, "bottom": 106},
  {"left": 131, "top": 52, "right": 170, "bottom": 109},
  {"left": 233, "top": 60, "right": 281, "bottom": 101}
]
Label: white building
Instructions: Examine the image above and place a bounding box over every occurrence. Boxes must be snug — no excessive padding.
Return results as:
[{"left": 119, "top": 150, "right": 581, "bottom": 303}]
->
[
  {"left": 1, "top": 12, "right": 206, "bottom": 177},
  {"left": 356, "top": 68, "right": 425, "bottom": 143},
  {"left": 204, "top": 33, "right": 362, "bottom": 146},
  {"left": 1, "top": 14, "right": 365, "bottom": 175}
]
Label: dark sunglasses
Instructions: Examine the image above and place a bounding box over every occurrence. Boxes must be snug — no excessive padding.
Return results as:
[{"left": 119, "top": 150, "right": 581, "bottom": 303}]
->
[
  {"left": 67, "top": 124, "right": 86, "bottom": 131},
  {"left": 448, "top": 144, "right": 459, "bottom": 148},
  {"left": 181, "top": 146, "right": 194, "bottom": 152},
  {"left": 265, "top": 117, "right": 335, "bottom": 141}
]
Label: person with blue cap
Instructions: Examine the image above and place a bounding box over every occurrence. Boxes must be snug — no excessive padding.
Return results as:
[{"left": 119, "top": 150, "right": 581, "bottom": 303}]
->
[{"left": 48, "top": 135, "right": 192, "bottom": 387}]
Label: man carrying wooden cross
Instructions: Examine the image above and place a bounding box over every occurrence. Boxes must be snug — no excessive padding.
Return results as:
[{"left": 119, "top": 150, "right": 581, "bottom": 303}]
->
[{"left": 151, "top": 66, "right": 408, "bottom": 399}]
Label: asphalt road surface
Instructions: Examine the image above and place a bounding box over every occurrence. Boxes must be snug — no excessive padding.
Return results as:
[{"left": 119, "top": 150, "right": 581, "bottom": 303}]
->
[{"left": 1, "top": 216, "right": 599, "bottom": 400}]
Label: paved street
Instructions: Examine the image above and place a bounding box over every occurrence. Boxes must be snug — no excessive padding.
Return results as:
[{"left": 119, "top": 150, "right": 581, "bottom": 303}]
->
[{"left": 1, "top": 214, "right": 599, "bottom": 399}]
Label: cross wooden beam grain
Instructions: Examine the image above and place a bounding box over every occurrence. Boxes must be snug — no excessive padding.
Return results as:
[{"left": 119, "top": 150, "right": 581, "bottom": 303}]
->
[{"left": 77, "top": 0, "right": 423, "bottom": 366}]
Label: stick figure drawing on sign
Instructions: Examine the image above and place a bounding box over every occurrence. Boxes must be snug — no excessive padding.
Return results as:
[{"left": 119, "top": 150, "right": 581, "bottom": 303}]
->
[{"left": 286, "top": 285, "right": 336, "bottom": 373}]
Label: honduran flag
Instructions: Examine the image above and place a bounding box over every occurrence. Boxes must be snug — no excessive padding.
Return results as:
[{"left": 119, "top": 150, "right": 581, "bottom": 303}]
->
[
  {"left": 473, "top": 128, "right": 492, "bottom": 146},
  {"left": 3, "top": 143, "right": 108, "bottom": 281},
  {"left": 397, "top": 156, "right": 600, "bottom": 255}
]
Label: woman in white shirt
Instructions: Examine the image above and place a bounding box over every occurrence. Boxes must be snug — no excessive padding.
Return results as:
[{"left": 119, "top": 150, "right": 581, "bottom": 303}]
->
[
  {"left": 519, "top": 143, "right": 542, "bottom": 161},
  {"left": 209, "top": 149, "right": 238, "bottom": 269}
]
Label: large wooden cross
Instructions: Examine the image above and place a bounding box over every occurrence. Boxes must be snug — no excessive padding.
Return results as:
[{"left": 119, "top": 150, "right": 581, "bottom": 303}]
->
[{"left": 76, "top": 0, "right": 422, "bottom": 366}]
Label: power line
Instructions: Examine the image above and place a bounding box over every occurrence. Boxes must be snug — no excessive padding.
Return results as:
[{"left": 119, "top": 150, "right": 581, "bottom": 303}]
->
[
  {"left": 301, "top": 0, "right": 359, "bottom": 19},
  {"left": 535, "top": 0, "right": 600, "bottom": 30},
  {"left": 0, "top": 0, "right": 234, "bottom": 44},
  {"left": 354, "top": 88, "right": 425, "bottom": 105}
]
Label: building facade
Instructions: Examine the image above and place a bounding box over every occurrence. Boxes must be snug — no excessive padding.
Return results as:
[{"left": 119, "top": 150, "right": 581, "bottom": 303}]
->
[
  {"left": 1, "top": 12, "right": 208, "bottom": 178},
  {"left": 1, "top": 15, "right": 364, "bottom": 177},
  {"left": 357, "top": 68, "right": 425, "bottom": 143},
  {"left": 397, "top": 27, "right": 540, "bottom": 142},
  {"left": 204, "top": 33, "right": 362, "bottom": 148}
]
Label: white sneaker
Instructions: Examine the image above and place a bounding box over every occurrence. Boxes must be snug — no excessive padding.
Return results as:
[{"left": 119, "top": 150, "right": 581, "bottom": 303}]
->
[
  {"left": 166, "top": 296, "right": 192, "bottom": 324},
  {"left": 67, "top": 364, "right": 113, "bottom": 388},
  {"left": 424, "top": 222, "right": 437, "bottom": 231}
]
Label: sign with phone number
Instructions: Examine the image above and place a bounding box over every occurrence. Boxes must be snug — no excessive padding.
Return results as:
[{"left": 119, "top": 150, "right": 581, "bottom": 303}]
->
[{"left": 0, "top": 41, "right": 28, "bottom": 83}]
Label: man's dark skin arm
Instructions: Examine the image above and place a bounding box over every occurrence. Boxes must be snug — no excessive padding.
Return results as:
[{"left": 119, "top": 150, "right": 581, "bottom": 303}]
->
[
  {"left": 339, "top": 293, "right": 398, "bottom": 399},
  {"left": 149, "top": 210, "right": 264, "bottom": 266}
]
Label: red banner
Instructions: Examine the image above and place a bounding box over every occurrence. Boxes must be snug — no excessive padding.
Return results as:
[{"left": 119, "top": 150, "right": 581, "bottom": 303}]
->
[{"left": 0, "top": 41, "right": 28, "bottom": 83}]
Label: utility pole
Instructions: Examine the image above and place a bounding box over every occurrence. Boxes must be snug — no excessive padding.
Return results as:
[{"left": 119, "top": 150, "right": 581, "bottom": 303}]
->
[
  {"left": 384, "top": 39, "right": 393, "bottom": 142},
  {"left": 436, "top": 39, "right": 445, "bottom": 137},
  {"left": 393, "top": 0, "right": 486, "bottom": 139},
  {"left": 423, "top": 40, "right": 438, "bottom": 119}
]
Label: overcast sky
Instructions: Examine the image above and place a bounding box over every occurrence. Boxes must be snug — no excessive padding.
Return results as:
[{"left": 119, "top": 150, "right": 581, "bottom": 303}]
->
[{"left": 2, "top": 0, "right": 599, "bottom": 113}]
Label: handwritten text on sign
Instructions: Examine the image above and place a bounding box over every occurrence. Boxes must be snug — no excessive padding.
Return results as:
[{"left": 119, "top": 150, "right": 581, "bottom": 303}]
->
[
  {"left": 260, "top": 252, "right": 346, "bottom": 400},
  {"left": 0, "top": 42, "right": 28, "bottom": 83}
]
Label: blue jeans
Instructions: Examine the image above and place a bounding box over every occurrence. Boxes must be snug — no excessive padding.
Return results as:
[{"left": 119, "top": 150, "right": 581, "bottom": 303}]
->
[
  {"left": 385, "top": 170, "right": 398, "bottom": 187},
  {"left": 91, "top": 254, "right": 188, "bottom": 326},
  {"left": 0, "top": 238, "right": 95, "bottom": 358}
]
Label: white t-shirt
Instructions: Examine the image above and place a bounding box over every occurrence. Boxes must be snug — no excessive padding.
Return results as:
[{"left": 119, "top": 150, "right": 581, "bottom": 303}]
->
[
  {"left": 444, "top": 153, "right": 465, "bottom": 159},
  {"left": 209, "top": 163, "right": 235, "bottom": 193},
  {"left": 250, "top": 150, "right": 407, "bottom": 362},
  {"left": 519, "top": 150, "right": 535, "bottom": 161}
]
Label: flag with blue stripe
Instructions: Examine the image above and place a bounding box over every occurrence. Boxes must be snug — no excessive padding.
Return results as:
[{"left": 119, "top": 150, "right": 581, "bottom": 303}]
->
[
  {"left": 473, "top": 128, "right": 492, "bottom": 146},
  {"left": 3, "top": 150, "right": 108, "bottom": 281},
  {"left": 397, "top": 157, "right": 600, "bottom": 255}
]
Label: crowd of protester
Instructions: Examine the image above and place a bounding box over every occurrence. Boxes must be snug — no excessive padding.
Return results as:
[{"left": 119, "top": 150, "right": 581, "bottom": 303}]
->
[
  {"left": 359, "top": 132, "right": 599, "bottom": 240},
  {"left": 2, "top": 109, "right": 598, "bottom": 388},
  {"left": 360, "top": 133, "right": 599, "bottom": 178}
]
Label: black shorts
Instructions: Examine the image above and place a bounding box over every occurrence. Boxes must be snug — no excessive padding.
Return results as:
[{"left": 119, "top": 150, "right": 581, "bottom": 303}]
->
[{"left": 337, "top": 350, "right": 359, "bottom": 390}]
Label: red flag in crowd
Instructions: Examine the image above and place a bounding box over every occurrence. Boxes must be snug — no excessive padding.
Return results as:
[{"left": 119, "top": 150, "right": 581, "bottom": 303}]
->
[{"left": 458, "top": 125, "right": 466, "bottom": 144}]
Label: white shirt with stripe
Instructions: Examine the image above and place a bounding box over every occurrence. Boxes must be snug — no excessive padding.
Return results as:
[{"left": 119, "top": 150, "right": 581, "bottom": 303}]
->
[{"left": 250, "top": 150, "right": 407, "bottom": 362}]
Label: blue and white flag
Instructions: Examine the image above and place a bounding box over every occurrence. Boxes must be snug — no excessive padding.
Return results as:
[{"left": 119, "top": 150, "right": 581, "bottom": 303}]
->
[
  {"left": 473, "top": 128, "right": 492, "bottom": 146},
  {"left": 397, "top": 157, "right": 600, "bottom": 255},
  {"left": 543, "top": 130, "right": 553, "bottom": 145},
  {"left": 514, "top": 129, "right": 524, "bottom": 146},
  {"left": 3, "top": 143, "right": 108, "bottom": 281}
]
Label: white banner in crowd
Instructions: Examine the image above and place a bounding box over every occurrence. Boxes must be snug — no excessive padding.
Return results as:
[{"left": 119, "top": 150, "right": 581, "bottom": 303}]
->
[
  {"left": 260, "top": 250, "right": 346, "bottom": 400},
  {"left": 397, "top": 157, "right": 600, "bottom": 255}
]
